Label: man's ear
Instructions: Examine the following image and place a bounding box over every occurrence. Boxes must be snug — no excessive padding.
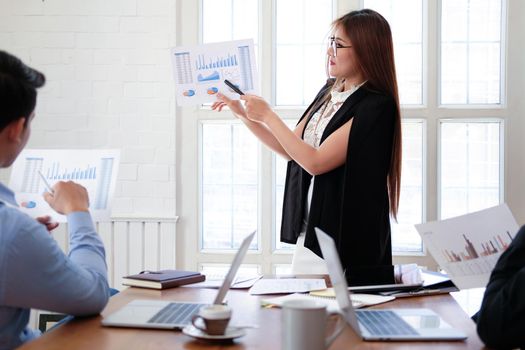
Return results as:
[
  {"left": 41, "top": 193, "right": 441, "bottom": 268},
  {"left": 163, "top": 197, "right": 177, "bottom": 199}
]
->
[{"left": 6, "top": 118, "right": 27, "bottom": 143}]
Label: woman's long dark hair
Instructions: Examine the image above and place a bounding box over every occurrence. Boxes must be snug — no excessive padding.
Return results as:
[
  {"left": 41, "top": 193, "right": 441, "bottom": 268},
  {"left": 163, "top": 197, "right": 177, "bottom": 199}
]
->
[{"left": 312, "top": 9, "right": 402, "bottom": 219}]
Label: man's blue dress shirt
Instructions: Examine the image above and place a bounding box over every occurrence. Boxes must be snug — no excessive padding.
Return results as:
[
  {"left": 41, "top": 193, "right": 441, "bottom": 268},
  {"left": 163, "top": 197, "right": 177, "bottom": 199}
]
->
[{"left": 0, "top": 182, "right": 109, "bottom": 349}]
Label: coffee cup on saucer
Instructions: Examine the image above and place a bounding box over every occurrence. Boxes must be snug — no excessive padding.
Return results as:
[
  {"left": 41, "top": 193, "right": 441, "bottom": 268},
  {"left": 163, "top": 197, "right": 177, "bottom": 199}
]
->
[{"left": 191, "top": 304, "right": 232, "bottom": 335}]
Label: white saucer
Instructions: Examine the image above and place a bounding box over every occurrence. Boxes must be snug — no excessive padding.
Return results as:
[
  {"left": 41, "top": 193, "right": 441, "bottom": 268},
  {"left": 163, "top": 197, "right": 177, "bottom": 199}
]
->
[{"left": 182, "top": 325, "right": 246, "bottom": 341}]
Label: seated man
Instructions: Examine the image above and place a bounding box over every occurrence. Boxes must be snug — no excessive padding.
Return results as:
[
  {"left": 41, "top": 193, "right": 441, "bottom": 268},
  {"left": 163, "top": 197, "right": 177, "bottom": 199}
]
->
[
  {"left": 476, "top": 225, "right": 525, "bottom": 349},
  {"left": 0, "top": 50, "right": 110, "bottom": 349}
]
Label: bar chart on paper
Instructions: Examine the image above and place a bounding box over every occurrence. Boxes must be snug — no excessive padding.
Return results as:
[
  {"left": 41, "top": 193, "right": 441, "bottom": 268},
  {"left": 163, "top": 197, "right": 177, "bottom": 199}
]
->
[
  {"left": 416, "top": 204, "right": 519, "bottom": 289},
  {"left": 171, "top": 39, "right": 258, "bottom": 106},
  {"left": 437, "top": 231, "right": 514, "bottom": 277},
  {"left": 10, "top": 150, "right": 120, "bottom": 222}
]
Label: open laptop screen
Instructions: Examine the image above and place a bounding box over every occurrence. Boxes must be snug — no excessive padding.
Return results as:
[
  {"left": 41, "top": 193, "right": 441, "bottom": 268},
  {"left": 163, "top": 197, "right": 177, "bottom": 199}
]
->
[
  {"left": 213, "top": 230, "right": 256, "bottom": 304},
  {"left": 314, "top": 227, "right": 361, "bottom": 332}
]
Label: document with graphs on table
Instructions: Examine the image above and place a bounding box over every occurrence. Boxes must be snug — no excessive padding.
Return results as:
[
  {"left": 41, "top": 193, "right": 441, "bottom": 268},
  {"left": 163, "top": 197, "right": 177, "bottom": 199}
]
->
[{"left": 9, "top": 149, "right": 120, "bottom": 222}]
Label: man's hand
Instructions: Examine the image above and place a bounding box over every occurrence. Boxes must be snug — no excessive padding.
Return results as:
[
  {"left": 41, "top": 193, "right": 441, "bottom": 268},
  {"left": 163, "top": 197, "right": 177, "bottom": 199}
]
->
[
  {"left": 43, "top": 181, "right": 90, "bottom": 215},
  {"left": 36, "top": 215, "right": 59, "bottom": 233}
]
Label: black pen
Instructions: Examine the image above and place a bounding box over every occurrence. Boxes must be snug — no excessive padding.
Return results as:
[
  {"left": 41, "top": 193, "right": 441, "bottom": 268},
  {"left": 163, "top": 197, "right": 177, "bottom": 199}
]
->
[{"left": 224, "top": 79, "right": 244, "bottom": 95}]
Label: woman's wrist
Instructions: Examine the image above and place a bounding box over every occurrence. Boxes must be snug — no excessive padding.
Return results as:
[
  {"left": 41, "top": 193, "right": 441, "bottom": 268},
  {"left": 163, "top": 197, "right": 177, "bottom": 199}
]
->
[{"left": 262, "top": 110, "right": 278, "bottom": 125}]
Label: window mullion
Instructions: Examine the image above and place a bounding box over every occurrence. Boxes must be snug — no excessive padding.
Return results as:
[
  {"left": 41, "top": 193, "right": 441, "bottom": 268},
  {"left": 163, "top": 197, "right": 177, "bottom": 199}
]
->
[
  {"left": 260, "top": 145, "right": 274, "bottom": 274},
  {"left": 427, "top": 0, "right": 439, "bottom": 227},
  {"left": 261, "top": 0, "right": 273, "bottom": 102}
]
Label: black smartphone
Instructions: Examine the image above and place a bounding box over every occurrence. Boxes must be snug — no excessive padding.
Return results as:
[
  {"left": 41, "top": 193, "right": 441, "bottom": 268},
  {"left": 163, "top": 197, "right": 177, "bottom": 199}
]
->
[{"left": 224, "top": 79, "right": 245, "bottom": 95}]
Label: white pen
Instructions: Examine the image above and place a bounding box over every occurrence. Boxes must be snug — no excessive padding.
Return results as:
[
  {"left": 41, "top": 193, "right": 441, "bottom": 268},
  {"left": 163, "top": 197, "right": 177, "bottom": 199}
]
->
[{"left": 37, "top": 170, "right": 54, "bottom": 193}]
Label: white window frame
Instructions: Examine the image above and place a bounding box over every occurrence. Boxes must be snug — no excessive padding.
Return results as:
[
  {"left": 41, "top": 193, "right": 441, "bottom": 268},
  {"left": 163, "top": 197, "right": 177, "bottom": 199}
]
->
[{"left": 176, "top": 0, "right": 519, "bottom": 273}]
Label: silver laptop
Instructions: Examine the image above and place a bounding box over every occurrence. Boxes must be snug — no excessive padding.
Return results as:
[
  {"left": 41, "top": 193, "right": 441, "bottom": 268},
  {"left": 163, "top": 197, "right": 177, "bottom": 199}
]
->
[
  {"left": 314, "top": 228, "right": 467, "bottom": 341},
  {"left": 102, "top": 231, "right": 255, "bottom": 329}
]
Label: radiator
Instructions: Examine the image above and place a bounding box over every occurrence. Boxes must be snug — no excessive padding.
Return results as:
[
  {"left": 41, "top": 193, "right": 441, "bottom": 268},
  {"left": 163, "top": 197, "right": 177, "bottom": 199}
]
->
[{"left": 52, "top": 217, "right": 178, "bottom": 290}]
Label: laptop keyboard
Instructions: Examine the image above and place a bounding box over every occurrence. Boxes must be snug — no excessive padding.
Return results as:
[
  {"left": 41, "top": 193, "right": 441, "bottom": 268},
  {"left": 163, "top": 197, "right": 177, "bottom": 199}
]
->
[
  {"left": 356, "top": 310, "right": 419, "bottom": 336},
  {"left": 147, "top": 303, "right": 204, "bottom": 325}
]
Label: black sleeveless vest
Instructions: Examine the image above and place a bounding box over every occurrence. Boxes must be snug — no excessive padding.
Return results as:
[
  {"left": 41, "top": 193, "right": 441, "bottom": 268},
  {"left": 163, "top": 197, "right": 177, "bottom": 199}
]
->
[{"left": 280, "top": 80, "right": 396, "bottom": 286}]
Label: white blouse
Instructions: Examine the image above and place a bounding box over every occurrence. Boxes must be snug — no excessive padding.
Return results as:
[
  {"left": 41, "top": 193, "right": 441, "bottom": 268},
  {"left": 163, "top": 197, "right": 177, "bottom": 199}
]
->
[{"left": 303, "top": 81, "right": 365, "bottom": 148}]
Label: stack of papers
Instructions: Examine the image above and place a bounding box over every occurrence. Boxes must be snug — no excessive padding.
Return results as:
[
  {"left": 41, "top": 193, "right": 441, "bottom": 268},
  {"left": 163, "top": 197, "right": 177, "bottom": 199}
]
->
[{"left": 249, "top": 278, "right": 327, "bottom": 295}]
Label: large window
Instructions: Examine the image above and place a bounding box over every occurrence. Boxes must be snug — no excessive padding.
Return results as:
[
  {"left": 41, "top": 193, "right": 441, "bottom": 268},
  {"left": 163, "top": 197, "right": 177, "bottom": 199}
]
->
[
  {"left": 179, "top": 0, "right": 508, "bottom": 273},
  {"left": 440, "top": 0, "right": 504, "bottom": 105}
]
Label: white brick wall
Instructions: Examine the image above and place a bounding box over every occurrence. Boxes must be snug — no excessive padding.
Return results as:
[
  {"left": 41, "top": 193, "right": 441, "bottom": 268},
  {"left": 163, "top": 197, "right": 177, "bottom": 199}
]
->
[{"left": 0, "top": 0, "right": 177, "bottom": 217}]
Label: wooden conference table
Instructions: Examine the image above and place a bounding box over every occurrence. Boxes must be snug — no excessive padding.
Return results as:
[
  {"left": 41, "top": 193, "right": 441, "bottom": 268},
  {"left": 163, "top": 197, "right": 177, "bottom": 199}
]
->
[{"left": 20, "top": 277, "right": 486, "bottom": 350}]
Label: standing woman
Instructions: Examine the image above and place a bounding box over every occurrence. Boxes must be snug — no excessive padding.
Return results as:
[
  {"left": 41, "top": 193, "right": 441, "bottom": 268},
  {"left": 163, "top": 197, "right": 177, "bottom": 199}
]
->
[{"left": 213, "top": 9, "right": 401, "bottom": 285}]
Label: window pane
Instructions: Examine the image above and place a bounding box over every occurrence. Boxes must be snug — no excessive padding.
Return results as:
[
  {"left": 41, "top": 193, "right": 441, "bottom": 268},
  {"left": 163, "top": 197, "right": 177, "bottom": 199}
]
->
[
  {"left": 201, "top": 0, "right": 259, "bottom": 107},
  {"left": 202, "top": 0, "right": 258, "bottom": 44},
  {"left": 274, "top": 120, "right": 298, "bottom": 250},
  {"left": 365, "top": 0, "right": 423, "bottom": 105},
  {"left": 275, "top": 0, "right": 333, "bottom": 106},
  {"left": 469, "top": 43, "right": 501, "bottom": 104},
  {"left": 273, "top": 264, "right": 293, "bottom": 276},
  {"left": 276, "top": 46, "right": 305, "bottom": 106},
  {"left": 201, "top": 122, "right": 258, "bottom": 250},
  {"left": 441, "top": 43, "right": 468, "bottom": 103},
  {"left": 440, "top": 121, "right": 502, "bottom": 219},
  {"left": 202, "top": 0, "right": 232, "bottom": 43},
  {"left": 440, "top": 0, "right": 503, "bottom": 104},
  {"left": 391, "top": 120, "right": 424, "bottom": 252}
]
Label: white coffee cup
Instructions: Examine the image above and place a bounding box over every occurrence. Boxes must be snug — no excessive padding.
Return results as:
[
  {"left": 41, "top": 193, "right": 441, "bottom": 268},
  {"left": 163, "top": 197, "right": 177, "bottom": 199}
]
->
[
  {"left": 191, "top": 304, "right": 232, "bottom": 335},
  {"left": 281, "top": 299, "right": 345, "bottom": 350}
]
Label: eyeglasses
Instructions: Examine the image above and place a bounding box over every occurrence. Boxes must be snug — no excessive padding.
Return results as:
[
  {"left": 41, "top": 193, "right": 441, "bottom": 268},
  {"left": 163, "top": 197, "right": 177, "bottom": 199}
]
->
[{"left": 329, "top": 36, "right": 352, "bottom": 57}]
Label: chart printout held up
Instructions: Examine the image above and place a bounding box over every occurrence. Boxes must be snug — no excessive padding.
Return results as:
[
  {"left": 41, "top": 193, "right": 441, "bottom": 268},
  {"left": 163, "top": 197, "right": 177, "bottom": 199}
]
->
[
  {"left": 415, "top": 204, "right": 519, "bottom": 289},
  {"left": 171, "top": 39, "right": 258, "bottom": 106}
]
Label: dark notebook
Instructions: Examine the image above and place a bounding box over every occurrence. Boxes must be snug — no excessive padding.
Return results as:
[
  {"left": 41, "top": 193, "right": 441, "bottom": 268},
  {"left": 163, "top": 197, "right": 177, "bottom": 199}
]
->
[
  {"left": 122, "top": 270, "right": 205, "bottom": 290},
  {"left": 378, "top": 270, "right": 458, "bottom": 298}
]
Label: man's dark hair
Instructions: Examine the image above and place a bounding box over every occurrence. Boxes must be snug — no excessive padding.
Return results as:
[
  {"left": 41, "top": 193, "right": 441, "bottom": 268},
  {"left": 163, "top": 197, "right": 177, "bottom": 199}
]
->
[{"left": 0, "top": 50, "right": 46, "bottom": 131}]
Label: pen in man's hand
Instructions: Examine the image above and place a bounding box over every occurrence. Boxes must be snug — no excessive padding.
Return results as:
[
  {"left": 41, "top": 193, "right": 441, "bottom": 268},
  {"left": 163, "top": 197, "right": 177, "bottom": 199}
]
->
[{"left": 38, "top": 170, "right": 54, "bottom": 193}]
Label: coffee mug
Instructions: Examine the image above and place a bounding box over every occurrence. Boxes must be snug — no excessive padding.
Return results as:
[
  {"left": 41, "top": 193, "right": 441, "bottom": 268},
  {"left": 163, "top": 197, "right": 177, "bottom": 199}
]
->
[
  {"left": 281, "top": 299, "right": 345, "bottom": 350},
  {"left": 191, "top": 304, "right": 232, "bottom": 335}
]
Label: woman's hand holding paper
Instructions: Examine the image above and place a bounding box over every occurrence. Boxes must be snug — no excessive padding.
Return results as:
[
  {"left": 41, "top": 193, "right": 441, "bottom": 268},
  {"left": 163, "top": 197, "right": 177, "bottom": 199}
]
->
[{"left": 213, "top": 93, "right": 247, "bottom": 120}]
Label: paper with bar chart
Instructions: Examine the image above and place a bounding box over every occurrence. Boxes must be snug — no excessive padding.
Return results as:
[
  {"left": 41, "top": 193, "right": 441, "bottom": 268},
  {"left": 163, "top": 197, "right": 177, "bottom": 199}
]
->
[
  {"left": 415, "top": 204, "right": 519, "bottom": 289},
  {"left": 9, "top": 149, "right": 120, "bottom": 222},
  {"left": 170, "top": 39, "right": 258, "bottom": 106}
]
